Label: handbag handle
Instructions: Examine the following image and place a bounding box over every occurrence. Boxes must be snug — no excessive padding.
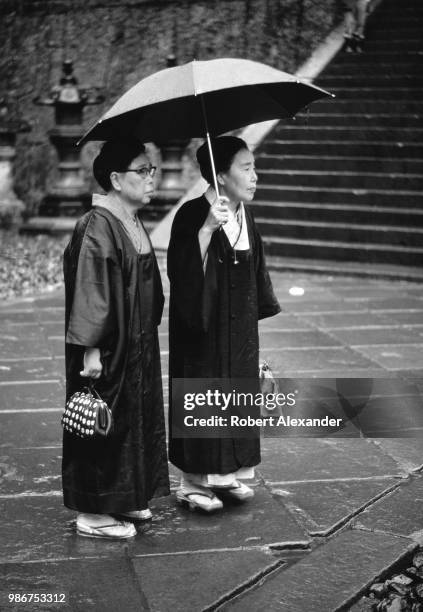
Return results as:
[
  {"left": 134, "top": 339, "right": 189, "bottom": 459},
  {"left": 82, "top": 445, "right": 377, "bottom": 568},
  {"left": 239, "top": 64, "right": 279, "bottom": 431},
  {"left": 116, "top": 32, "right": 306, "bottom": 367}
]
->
[{"left": 88, "top": 379, "right": 103, "bottom": 401}]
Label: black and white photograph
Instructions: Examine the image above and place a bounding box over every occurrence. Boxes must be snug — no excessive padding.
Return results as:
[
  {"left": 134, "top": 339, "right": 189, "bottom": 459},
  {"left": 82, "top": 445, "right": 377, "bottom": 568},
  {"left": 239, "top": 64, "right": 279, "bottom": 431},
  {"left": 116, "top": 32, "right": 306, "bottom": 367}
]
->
[{"left": 0, "top": 0, "right": 422, "bottom": 610}]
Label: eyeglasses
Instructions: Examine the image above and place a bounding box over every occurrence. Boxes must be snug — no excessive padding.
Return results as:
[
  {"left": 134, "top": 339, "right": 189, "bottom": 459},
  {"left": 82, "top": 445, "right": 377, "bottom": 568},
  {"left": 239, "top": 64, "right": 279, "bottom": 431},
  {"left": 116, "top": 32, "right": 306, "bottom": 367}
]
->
[{"left": 123, "top": 165, "right": 157, "bottom": 179}]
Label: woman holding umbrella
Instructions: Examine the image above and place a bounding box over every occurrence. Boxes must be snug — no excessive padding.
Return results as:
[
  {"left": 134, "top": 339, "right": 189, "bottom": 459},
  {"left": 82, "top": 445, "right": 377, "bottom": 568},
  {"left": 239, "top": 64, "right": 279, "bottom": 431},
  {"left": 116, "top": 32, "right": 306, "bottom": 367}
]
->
[
  {"left": 63, "top": 138, "right": 170, "bottom": 538},
  {"left": 167, "top": 136, "right": 281, "bottom": 512}
]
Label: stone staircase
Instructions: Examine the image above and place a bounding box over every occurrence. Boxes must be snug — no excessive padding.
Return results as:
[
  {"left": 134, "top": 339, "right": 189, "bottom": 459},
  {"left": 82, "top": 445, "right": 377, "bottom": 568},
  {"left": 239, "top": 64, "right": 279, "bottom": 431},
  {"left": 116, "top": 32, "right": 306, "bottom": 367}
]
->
[{"left": 252, "top": 0, "right": 423, "bottom": 269}]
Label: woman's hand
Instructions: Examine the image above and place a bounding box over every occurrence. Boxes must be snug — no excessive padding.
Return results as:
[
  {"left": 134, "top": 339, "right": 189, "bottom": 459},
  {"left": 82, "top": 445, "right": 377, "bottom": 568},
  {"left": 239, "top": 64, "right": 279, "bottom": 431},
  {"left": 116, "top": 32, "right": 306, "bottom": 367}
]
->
[
  {"left": 201, "top": 195, "right": 229, "bottom": 233},
  {"left": 80, "top": 347, "right": 103, "bottom": 379}
]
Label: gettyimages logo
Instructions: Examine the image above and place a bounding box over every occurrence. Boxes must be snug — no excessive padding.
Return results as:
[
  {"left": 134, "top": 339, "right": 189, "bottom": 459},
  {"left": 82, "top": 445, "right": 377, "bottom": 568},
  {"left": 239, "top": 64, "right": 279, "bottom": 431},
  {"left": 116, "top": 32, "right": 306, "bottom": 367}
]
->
[{"left": 171, "top": 378, "right": 423, "bottom": 438}]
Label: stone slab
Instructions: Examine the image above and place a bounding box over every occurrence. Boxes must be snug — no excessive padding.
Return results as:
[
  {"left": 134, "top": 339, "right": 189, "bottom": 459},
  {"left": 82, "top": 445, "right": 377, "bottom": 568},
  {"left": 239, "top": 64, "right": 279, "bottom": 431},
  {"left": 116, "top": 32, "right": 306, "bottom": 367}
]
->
[
  {"left": 0, "top": 325, "right": 49, "bottom": 359},
  {"left": 330, "top": 287, "right": 409, "bottom": 300},
  {"left": 39, "top": 322, "right": 64, "bottom": 336},
  {"left": 378, "top": 311, "right": 423, "bottom": 325},
  {"left": 0, "top": 381, "right": 64, "bottom": 412},
  {"left": 0, "top": 358, "right": 64, "bottom": 382},
  {"left": 281, "top": 369, "right": 389, "bottom": 378},
  {"left": 396, "top": 369, "right": 423, "bottom": 380},
  {"left": 259, "top": 439, "right": 403, "bottom": 483},
  {"left": 406, "top": 287, "right": 423, "bottom": 299},
  {"left": 353, "top": 344, "right": 423, "bottom": 370},
  {"left": 260, "top": 330, "right": 342, "bottom": 349},
  {"left": 0, "top": 309, "right": 37, "bottom": 324},
  {"left": 277, "top": 294, "right": 346, "bottom": 308},
  {"left": 259, "top": 313, "right": 312, "bottom": 331},
  {"left": 37, "top": 308, "right": 65, "bottom": 323},
  {"left": 45, "top": 338, "right": 65, "bottom": 358},
  {"left": 366, "top": 297, "right": 423, "bottom": 312},
  {"left": 133, "top": 550, "right": 281, "bottom": 612},
  {"left": 356, "top": 475, "right": 423, "bottom": 537},
  {"left": 359, "top": 394, "right": 423, "bottom": 436},
  {"left": 228, "top": 529, "right": 413, "bottom": 612},
  {"left": 0, "top": 498, "right": 146, "bottom": 564},
  {"left": 0, "top": 488, "right": 310, "bottom": 563},
  {"left": 0, "top": 558, "right": 144, "bottom": 612},
  {"left": 281, "top": 300, "right": 367, "bottom": 314},
  {"left": 293, "top": 312, "right": 391, "bottom": 329},
  {"left": 370, "top": 439, "right": 423, "bottom": 472},
  {"left": 330, "top": 326, "right": 421, "bottom": 346},
  {"left": 0, "top": 447, "right": 62, "bottom": 496},
  {"left": 0, "top": 412, "right": 62, "bottom": 448},
  {"left": 271, "top": 478, "right": 400, "bottom": 535},
  {"left": 33, "top": 294, "right": 65, "bottom": 309},
  {"left": 260, "top": 347, "right": 379, "bottom": 376},
  {"left": 268, "top": 280, "right": 337, "bottom": 299}
]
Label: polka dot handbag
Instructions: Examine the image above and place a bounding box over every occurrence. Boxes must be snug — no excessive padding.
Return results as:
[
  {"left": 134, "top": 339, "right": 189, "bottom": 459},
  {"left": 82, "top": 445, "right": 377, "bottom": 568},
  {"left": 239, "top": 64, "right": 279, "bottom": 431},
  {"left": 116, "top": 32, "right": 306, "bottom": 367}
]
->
[{"left": 62, "top": 384, "right": 112, "bottom": 438}]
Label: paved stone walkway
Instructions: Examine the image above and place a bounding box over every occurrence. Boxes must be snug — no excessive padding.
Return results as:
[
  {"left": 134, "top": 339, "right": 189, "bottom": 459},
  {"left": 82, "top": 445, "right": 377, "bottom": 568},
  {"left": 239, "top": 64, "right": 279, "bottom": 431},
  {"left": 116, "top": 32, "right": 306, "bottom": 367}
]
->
[{"left": 0, "top": 267, "right": 422, "bottom": 611}]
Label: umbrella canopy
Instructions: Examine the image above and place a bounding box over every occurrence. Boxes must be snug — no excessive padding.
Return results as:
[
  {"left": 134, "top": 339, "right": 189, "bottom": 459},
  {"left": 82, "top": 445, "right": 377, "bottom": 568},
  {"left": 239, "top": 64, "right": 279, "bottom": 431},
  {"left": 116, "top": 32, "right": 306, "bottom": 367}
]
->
[{"left": 79, "top": 58, "right": 332, "bottom": 144}]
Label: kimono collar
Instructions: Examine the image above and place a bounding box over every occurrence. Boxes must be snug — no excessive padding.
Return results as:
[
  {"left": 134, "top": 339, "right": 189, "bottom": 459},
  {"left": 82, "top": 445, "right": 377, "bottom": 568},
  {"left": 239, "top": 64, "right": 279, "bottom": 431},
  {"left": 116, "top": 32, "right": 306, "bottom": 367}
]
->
[
  {"left": 92, "top": 192, "right": 149, "bottom": 254},
  {"left": 204, "top": 188, "right": 249, "bottom": 250}
]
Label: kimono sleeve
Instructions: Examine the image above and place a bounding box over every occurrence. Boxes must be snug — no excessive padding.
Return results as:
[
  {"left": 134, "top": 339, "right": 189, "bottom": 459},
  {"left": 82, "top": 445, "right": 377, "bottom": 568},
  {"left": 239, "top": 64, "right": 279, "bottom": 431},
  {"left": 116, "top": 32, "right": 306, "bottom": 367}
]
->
[
  {"left": 252, "top": 219, "right": 281, "bottom": 321},
  {"left": 167, "top": 202, "right": 209, "bottom": 331},
  {"left": 65, "top": 214, "right": 120, "bottom": 348}
]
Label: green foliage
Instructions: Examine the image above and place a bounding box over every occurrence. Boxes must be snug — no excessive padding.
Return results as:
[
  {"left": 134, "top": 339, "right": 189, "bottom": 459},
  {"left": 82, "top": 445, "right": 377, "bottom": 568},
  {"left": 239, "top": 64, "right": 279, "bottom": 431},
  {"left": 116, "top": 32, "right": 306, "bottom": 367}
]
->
[{"left": 0, "top": 229, "right": 67, "bottom": 301}]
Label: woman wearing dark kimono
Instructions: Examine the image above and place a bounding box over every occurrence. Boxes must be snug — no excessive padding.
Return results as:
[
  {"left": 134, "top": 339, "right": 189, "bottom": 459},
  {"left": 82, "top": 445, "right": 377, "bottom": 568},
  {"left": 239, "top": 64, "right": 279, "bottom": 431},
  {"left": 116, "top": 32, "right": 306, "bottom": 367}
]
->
[
  {"left": 63, "top": 139, "right": 170, "bottom": 538},
  {"left": 168, "top": 136, "right": 280, "bottom": 512}
]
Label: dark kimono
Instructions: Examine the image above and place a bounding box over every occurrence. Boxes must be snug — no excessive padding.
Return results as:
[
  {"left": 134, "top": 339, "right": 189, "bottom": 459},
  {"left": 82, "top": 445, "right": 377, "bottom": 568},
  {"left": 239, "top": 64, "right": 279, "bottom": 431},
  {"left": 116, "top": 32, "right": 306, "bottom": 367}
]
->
[
  {"left": 168, "top": 195, "right": 281, "bottom": 474},
  {"left": 63, "top": 207, "right": 170, "bottom": 513}
]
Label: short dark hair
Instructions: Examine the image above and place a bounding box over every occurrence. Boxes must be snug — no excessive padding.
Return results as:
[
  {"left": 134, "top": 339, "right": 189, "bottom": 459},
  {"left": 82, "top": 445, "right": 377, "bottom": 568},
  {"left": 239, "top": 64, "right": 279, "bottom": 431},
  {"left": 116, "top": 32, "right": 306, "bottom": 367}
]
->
[
  {"left": 196, "top": 136, "right": 248, "bottom": 185},
  {"left": 93, "top": 139, "right": 147, "bottom": 192}
]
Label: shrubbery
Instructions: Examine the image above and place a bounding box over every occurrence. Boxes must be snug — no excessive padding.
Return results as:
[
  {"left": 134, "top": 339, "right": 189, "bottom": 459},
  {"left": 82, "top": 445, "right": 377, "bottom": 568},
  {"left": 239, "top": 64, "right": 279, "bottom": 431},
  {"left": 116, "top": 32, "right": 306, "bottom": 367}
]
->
[{"left": 0, "top": 230, "right": 67, "bottom": 301}]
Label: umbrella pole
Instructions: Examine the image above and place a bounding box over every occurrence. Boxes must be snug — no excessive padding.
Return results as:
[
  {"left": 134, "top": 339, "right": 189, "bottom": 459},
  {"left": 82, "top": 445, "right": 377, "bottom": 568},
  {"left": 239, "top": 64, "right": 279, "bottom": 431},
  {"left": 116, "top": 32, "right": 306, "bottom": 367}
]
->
[
  {"left": 199, "top": 94, "right": 220, "bottom": 197},
  {"left": 205, "top": 131, "right": 220, "bottom": 197}
]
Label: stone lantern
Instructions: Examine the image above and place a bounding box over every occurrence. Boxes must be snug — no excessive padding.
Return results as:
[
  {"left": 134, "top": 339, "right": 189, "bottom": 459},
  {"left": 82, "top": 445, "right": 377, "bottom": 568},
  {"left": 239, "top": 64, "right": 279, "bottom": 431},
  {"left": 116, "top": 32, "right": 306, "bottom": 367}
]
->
[{"left": 24, "top": 60, "right": 104, "bottom": 232}]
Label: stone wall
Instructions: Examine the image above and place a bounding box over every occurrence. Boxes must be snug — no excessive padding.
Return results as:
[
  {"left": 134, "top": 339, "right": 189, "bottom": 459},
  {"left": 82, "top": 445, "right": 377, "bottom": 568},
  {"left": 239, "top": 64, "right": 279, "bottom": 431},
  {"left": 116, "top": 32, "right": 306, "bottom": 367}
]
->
[{"left": 0, "top": 0, "right": 341, "bottom": 213}]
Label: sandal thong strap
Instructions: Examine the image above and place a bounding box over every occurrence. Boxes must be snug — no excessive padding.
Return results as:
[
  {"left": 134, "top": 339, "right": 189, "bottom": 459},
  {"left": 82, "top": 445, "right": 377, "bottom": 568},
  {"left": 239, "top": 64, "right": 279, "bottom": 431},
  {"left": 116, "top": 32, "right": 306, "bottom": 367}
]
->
[
  {"left": 77, "top": 521, "right": 124, "bottom": 530},
  {"left": 183, "top": 490, "right": 216, "bottom": 500}
]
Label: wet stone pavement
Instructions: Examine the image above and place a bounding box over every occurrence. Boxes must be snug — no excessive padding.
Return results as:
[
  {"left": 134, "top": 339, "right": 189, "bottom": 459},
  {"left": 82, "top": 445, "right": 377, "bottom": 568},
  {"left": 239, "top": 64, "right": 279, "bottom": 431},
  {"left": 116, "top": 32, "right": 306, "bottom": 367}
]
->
[{"left": 0, "top": 269, "right": 422, "bottom": 611}]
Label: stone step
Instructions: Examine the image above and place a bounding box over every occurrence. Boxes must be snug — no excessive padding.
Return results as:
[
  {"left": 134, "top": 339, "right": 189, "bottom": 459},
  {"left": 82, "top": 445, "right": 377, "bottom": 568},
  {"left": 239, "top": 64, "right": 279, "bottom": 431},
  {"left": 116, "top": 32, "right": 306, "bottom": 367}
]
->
[
  {"left": 362, "top": 27, "right": 423, "bottom": 40},
  {"left": 256, "top": 217, "right": 423, "bottom": 247},
  {"left": 290, "top": 113, "right": 423, "bottom": 128},
  {"left": 310, "top": 99, "right": 423, "bottom": 114},
  {"left": 257, "top": 169, "right": 423, "bottom": 191},
  {"left": 325, "top": 63, "right": 423, "bottom": 77},
  {"left": 252, "top": 0, "right": 423, "bottom": 268},
  {"left": 325, "top": 87, "right": 423, "bottom": 101},
  {"left": 255, "top": 184, "right": 423, "bottom": 207},
  {"left": 262, "top": 236, "right": 423, "bottom": 265},
  {"left": 270, "top": 126, "right": 423, "bottom": 143},
  {"left": 250, "top": 201, "right": 423, "bottom": 227},
  {"left": 358, "top": 38, "right": 422, "bottom": 51},
  {"left": 334, "top": 51, "right": 423, "bottom": 65},
  {"left": 266, "top": 256, "right": 423, "bottom": 281},
  {"left": 318, "top": 75, "right": 423, "bottom": 88},
  {"left": 256, "top": 154, "right": 423, "bottom": 174},
  {"left": 374, "top": 1, "right": 423, "bottom": 14},
  {"left": 263, "top": 140, "right": 423, "bottom": 158},
  {"left": 377, "top": 0, "right": 422, "bottom": 9},
  {"left": 368, "top": 15, "right": 423, "bottom": 27}
]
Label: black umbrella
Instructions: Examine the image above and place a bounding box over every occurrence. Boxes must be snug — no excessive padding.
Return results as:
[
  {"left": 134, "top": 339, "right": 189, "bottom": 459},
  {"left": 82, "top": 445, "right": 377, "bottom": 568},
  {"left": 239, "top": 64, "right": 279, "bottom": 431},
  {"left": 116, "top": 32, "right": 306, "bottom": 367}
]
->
[{"left": 80, "top": 58, "right": 333, "bottom": 194}]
